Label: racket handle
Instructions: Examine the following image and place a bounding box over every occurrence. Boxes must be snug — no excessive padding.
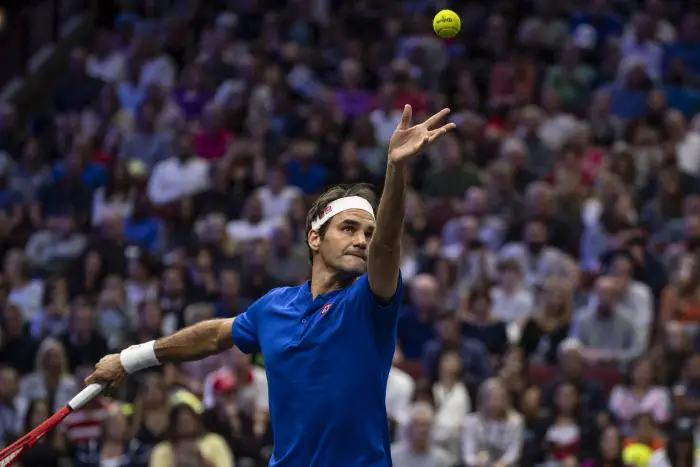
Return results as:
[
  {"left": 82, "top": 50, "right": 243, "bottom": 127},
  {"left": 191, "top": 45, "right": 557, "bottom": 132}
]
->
[{"left": 68, "top": 384, "right": 106, "bottom": 410}]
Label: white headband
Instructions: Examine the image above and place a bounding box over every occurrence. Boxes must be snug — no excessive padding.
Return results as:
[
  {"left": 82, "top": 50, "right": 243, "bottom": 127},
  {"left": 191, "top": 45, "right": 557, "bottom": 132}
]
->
[{"left": 311, "top": 196, "right": 375, "bottom": 231}]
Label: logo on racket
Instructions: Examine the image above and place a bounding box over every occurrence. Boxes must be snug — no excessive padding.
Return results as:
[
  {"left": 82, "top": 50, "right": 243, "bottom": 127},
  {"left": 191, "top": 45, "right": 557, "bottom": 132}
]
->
[{"left": 320, "top": 303, "right": 331, "bottom": 316}]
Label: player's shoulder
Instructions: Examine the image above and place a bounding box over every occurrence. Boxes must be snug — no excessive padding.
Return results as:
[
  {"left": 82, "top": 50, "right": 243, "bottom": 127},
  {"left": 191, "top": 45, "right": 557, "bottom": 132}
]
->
[{"left": 256, "top": 283, "right": 308, "bottom": 304}]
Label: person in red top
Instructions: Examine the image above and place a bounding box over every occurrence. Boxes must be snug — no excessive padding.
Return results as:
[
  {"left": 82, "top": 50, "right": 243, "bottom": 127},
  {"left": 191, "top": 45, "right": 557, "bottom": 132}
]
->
[
  {"left": 194, "top": 105, "right": 233, "bottom": 161},
  {"left": 392, "top": 71, "right": 426, "bottom": 115}
]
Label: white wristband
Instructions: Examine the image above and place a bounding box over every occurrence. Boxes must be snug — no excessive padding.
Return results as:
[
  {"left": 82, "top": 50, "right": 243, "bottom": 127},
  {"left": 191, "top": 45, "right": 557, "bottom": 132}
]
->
[{"left": 120, "top": 340, "right": 160, "bottom": 374}]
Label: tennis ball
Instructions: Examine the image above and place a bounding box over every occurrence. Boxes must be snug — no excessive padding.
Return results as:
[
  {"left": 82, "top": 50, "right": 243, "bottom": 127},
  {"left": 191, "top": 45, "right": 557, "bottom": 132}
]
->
[
  {"left": 622, "top": 443, "right": 652, "bottom": 467},
  {"left": 433, "top": 10, "right": 461, "bottom": 39}
]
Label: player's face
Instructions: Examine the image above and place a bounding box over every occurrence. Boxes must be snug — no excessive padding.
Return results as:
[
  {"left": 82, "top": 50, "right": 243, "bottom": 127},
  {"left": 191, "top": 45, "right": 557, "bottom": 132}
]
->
[{"left": 317, "top": 210, "right": 374, "bottom": 278}]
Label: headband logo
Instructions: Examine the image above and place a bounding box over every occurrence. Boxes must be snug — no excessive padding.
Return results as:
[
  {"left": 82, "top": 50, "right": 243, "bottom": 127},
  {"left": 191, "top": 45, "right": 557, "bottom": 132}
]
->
[{"left": 320, "top": 205, "right": 333, "bottom": 219}]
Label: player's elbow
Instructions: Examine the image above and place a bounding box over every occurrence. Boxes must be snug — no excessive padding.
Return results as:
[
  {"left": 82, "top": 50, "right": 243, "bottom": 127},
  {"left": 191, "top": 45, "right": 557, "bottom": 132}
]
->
[{"left": 213, "top": 318, "right": 236, "bottom": 352}]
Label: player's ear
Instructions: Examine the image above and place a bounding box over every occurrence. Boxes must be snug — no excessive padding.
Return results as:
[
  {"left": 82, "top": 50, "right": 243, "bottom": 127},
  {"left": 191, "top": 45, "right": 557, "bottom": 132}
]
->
[{"left": 308, "top": 229, "right": 321, "bottom": 253}]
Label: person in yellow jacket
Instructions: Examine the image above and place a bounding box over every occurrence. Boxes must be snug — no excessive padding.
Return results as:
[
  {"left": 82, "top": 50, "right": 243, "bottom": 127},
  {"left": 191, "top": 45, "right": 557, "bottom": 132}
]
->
[{"left": 149, "top": 390, "right": 234, "bottom": 467}]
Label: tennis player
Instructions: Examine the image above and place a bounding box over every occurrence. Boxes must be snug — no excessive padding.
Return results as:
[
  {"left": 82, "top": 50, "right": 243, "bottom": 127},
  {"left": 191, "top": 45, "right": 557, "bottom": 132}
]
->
[{"left": 85, "top": 104, "right": 455, "bottom": 466}]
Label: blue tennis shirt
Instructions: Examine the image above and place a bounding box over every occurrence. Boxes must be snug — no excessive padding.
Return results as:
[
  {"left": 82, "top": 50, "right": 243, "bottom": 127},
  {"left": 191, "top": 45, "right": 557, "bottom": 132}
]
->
[{"left": 231, "top": 273, "right": 403, "bottom": 467}]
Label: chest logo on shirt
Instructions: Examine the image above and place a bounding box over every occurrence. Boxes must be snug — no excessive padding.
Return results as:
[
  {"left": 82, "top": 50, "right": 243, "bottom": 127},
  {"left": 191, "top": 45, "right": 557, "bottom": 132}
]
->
[{"left": 320, "top": 303, "right": 332, "bottom": 316}]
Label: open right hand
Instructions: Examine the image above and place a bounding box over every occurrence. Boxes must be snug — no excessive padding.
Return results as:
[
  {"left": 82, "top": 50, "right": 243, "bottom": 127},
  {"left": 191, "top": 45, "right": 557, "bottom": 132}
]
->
[{"left": 84, "top": 353, "right": 127, "bottom": 387}]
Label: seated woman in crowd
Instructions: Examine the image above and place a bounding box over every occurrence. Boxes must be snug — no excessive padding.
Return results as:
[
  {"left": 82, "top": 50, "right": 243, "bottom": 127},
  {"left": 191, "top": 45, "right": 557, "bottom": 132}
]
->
[
  {"left": 461, "top": 288, "right": 509, "bottom": 361},
  {"left": 149, "top": 395, "right": 233, "bottom": 467},
  {"left": 659, "top": 253, "right": 700, "bottom": 328},
  {"left": 19, "top": 337, "right": 79, "bottom": 413},
  {"left": 608, "top": 357, "right": 671, "bottom": 435},
  {"left": 431, "top": 351, "right": 470, "bottom": 459},
  {"left": 132, "top": 373, "right": 171, "bottom": 452},
  {"left": 498, "top": 347, "right": 532, "bottom": 407},
  {"left": 74, "top": 405, "right": 150, "bottom": 467},
  {"left": 462, "top": 377, "right": 524, "bottom": 467},
  {"left": 534, "top": 381, "right": 598, "bottom": 465},
  {"left": 519, "top": 277, "right": 573, "bottom": 364},
  {"left": 581, "top": 425, "right": 626, "bottom": 467}
]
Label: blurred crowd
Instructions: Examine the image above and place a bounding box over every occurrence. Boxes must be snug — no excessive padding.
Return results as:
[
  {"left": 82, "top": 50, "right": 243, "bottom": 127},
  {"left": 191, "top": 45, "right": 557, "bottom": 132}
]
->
[{"left": 4, "top": 0, "right": 700, "bottom": 465}]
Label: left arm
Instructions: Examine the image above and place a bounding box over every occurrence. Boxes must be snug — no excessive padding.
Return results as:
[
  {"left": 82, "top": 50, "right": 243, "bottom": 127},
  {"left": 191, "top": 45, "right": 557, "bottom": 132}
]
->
[
  {"left": 367, "top": 162, "right": 407, "bottom": 301},
  {"left": 368, "top": 104, "right": 455, "bottom": 301}
]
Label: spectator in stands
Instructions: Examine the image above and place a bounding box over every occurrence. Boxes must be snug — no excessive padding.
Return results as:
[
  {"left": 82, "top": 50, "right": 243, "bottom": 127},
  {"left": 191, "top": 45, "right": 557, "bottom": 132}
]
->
[
  {"left": 0, "top": 304, "right": 37, "bottom": 375},
  {"left": 581, "top": 425, "right": 626, "bottom": 467},
  {"left": 149, "top": 398, "right": 233, "bottom": 467},
  {"left": 544, "top": 338, "right": 608, "bottom": 414},
  {"left": 659, "top": 252, "right": 700, "bottom": 326},
  {"left": 461, "top": 288, "right": 509, "bottom": 360},
  {"left": 5, "top": 249, "right": 44, "bottom": 321},
  {"left": 571, "top": 276, "right": 643, "bottom": 367},
  {"left": 398, "top": 274, "right": 442, "bottom": 360},
  {"left": 132, "top": 374, "right": 170, "bottom": 453},
  {"left": 490, "top": 259, "right": 535, "bottom": 327},
  {"left": 19, "top": 338, "right": 78, "bottom": 412},
  {"left": 535, "top": 381, "right": 598, "bottom": 465},
  {"left": 387, "top": 348, "right": 415, "bottom": 436},
  {"left": 202, "top": 372, "right": 272, "bottom": 467},
  {"left": 390, "top": 402, "right": 454, "bottom": 467},
  {"left": 0, "top": 365, "right": 22, "bottom": 442},
  {"left": 463, "top": 378, "right": 524, "bottom": 467},
  {"left": 609, "top": 357, "right": 671, "bottom": 434},
  {"left": 519, "top": 278, "right": 573, "bottom": 364},
  {"left": 432, "top": 351, "right": 470, "bottom": 458},
  {"left": 422, "top": 309, "right": 491, "bottom": 387},
  {"left": 653, "top": 320, "right": 692, "bottom": 386},
  {"left": 74, "top": 405, "right": 149, "bottom": 467},
  {"left": 500, "top": 217, "right": 579, "bottom": 290},
  {"left": 119, "top": 101, "right": 173, "bottom": 170},
  {"left": 606, "top": 251, "right": 654, "bottom": 346}
]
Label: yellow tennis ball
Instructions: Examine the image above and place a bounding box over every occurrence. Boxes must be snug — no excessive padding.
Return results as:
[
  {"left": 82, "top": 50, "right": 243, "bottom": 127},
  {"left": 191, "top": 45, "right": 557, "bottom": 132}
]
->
[
  {"left": 622, "top": 443, "right": 652, "bottom": 467},
  {"left": 433, "top": 10, "right": 461, "bottom": 39}
]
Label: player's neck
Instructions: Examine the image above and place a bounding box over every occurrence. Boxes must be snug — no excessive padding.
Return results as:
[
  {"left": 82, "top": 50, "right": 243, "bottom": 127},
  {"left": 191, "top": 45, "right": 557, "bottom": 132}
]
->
[{"left": 309, "top": 263, "right": 353, "bottom": 299}]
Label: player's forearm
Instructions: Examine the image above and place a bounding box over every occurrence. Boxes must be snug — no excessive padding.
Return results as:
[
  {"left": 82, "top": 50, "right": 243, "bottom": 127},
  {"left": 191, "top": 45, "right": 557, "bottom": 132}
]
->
[
  {"left": 368, "top": 162, "right": 406, "bottom": 300},
  {"left": 372, "top": 162, "right": 407, "bottom": 249},
  {"left": 153, "top": 318, "right": 234, "bottom": 363}
]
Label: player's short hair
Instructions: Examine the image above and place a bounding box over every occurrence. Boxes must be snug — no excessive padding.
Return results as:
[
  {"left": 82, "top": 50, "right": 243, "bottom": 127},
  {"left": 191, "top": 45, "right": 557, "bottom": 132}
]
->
[{"left": 305, "top": 184, "right": 378, "bottom": 262}]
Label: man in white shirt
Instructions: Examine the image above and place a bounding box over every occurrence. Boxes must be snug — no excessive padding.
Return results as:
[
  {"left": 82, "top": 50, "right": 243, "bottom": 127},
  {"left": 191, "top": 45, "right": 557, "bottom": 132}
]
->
[
  {"left": 606, "top": 252, "right": 654, "bottom": 347},
  {"left": 490, "top": 259, "right": 535, "bottom": 326},
  {"left": 147, "top": 132, "right": 211, "bottom": 206},
  {"left": 369, "top": 85, "right": 403, "bottom": 145},
  {"left": 386, "top": 349, "right": 415, "bottom": 431},
  {"left": 256, "top": 165, "right": 303, "bottom": 221},
  {"left": 85, "top": 31, "right": 126, "bottom": 83},
  {"left": 138, "top": 39, "right": 176, "bottom": 90},
  {"left": 226, "top": 197, "right": 284, "bottom": 244}
]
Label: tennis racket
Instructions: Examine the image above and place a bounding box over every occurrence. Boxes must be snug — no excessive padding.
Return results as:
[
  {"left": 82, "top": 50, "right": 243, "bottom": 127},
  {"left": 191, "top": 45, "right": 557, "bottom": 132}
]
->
[{"left": 0, "top": 383, "right": 105, "bottom": 466}]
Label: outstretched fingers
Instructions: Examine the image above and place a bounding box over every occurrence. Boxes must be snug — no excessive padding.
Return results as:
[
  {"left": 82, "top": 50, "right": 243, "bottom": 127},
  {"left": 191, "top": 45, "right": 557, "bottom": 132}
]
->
[
  {"left": 427, "top": 123, "right": 457, "bottom": 143},
  {"left": 423, "top": 108, "right": 451, "bottom": 129}
]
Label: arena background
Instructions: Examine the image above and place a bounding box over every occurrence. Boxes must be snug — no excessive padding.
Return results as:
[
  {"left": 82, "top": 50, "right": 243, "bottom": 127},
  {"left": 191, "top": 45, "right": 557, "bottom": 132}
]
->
[{"left": 1, "top": 0, "right": 699, "bottom": 466}]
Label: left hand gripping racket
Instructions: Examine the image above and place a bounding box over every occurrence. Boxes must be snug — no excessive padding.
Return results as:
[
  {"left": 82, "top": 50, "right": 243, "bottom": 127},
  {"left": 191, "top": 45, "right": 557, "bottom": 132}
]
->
[{"left": 0, "top": 383, "right": 105, "bottom": 466}]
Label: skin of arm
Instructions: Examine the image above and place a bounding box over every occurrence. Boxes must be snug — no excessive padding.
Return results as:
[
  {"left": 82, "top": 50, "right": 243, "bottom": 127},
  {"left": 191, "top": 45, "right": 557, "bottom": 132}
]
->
[
  {"left": 85, "top": 318, "right": 237, "bottom": 387},
  {"left": 153, "top": 318, "right": 236, "bottom": 362},
  {"left": 367, "top": 162, "right": 406, "bottom": 302},
  {"left": 367, "top": 105, "right": 454, "bottom": 302}
]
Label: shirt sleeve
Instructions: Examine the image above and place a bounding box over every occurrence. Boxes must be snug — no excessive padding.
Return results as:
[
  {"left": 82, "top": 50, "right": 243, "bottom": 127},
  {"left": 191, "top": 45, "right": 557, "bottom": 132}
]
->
[
  {"left": 347, "top": 272, "right": 404, "bottom": 313},
  {"left": 231, "top": 297, "right": 264, "bottom": 354},
  {"left": 346, "top": 273, "right": 404, "bottom": 341}
]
